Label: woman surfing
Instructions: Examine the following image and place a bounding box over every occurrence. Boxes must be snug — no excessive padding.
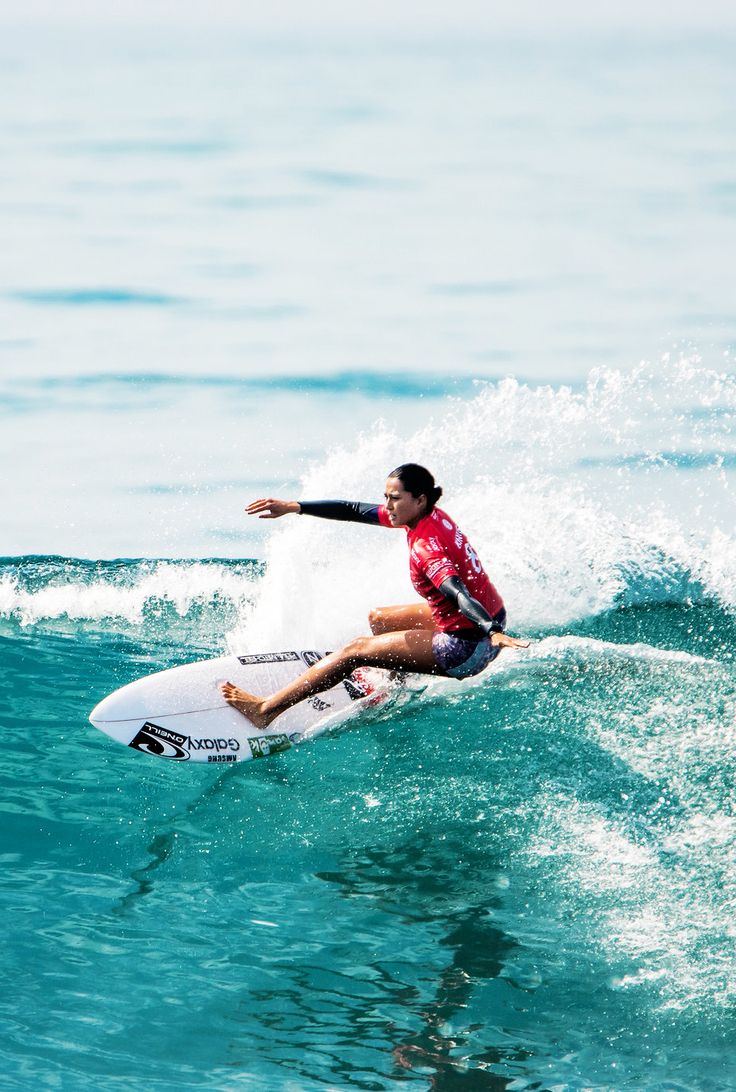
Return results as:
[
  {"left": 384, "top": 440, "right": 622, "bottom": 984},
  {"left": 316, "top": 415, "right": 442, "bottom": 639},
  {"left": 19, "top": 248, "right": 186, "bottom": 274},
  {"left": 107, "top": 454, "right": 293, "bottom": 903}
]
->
[{"left": 221, "top": 464, "right": 528, "bottom": 729}]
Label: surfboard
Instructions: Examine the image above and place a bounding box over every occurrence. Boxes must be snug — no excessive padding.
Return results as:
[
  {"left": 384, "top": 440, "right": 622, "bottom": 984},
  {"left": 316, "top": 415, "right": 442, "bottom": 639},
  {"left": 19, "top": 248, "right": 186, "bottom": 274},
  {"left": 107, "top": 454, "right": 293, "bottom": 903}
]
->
[{"left": 88, "top": 649, "right": 388, "bottom": 763}]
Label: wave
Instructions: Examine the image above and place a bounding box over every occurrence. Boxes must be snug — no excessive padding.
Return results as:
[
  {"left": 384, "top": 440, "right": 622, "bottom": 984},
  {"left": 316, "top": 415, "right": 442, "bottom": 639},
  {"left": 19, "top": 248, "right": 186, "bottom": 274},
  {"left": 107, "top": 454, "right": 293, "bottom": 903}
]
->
[
  {"left": 0, "top": 557, "right": 261, "bottom": 629},
  {"left": 231, "top": 357, "right": 736, "bottom": 649}
]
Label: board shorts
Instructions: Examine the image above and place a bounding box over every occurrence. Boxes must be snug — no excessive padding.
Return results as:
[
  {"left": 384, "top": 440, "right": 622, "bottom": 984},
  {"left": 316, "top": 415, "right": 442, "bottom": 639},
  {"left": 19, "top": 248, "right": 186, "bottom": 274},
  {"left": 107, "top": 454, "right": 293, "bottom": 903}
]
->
[{"left": 432, "top": 609, "right": 507, "bottom": 680}]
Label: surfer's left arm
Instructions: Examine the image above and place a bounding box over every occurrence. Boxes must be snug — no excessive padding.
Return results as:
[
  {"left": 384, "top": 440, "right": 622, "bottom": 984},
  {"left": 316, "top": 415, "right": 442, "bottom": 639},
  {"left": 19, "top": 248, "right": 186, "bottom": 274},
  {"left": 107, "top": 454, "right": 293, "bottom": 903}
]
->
[{"left": 438, "top": 575, "right": 530, "bottom": 649}]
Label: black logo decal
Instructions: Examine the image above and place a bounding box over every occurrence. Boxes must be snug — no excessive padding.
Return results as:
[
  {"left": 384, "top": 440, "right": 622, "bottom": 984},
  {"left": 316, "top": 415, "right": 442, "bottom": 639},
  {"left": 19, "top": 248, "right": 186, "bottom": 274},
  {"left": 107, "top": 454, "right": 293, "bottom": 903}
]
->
[
  {"left": 309, "top": 697, "right": 330, "bottom": 712},
  {"left": 301, "top": 650, "right": 324, "bottom": 667},
  {"left": 237, "top": 652, "right": 300, "bottom": 665},
  {"left": 343, "top": 678, "right": 366, "bottom": 701},
  {"left": 129, "top": 721, "right": 190, "bottom": 761},
  {"left": 247, "top": 734, "right": 294, "bottom": 759}
]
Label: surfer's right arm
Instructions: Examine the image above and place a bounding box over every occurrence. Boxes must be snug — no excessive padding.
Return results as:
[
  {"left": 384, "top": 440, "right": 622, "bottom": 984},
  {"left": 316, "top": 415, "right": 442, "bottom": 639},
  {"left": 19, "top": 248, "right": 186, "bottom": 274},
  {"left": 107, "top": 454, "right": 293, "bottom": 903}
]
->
[
  {"left": 246, "top": 498, "right": 382, "bottom": 524},
  {"left": 246, "top": 498, "right": 301, "bottom": 519}
]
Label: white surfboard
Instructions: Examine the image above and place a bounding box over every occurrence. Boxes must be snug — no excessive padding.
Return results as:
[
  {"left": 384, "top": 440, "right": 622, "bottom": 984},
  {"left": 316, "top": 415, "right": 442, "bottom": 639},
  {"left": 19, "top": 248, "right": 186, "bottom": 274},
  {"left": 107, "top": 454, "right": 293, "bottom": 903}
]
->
[{"left": 89, "top": 649, "right": 388, "bottom": 763}]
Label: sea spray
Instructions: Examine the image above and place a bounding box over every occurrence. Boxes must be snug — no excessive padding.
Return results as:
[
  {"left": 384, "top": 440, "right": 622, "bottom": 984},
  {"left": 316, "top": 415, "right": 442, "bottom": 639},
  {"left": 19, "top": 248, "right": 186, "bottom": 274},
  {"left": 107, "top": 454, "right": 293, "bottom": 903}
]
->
[{"left": 233, "top": 357, "right": 736, "bottom": 650}]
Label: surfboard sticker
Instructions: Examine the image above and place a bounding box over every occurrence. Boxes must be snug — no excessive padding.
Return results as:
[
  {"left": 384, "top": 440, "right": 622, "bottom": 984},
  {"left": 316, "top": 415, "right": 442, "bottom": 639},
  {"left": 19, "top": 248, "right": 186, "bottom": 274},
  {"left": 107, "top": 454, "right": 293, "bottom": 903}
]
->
[
  {"left": 128, "top": 721, "right": 191, "bottom": 761},
  {"left": 88, "top": 651, "right": 390, "bottom": 763}
]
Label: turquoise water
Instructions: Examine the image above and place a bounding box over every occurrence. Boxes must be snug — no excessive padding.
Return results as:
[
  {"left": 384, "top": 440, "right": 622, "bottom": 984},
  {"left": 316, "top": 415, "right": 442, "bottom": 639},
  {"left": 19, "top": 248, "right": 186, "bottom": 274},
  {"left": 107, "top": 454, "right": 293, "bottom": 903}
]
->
[
  {"left": 2, "top": 20, "right": 736, "bottom": 1091},
  {"left": 3, "top": 561, "right": 736, "bottom": 1089}
]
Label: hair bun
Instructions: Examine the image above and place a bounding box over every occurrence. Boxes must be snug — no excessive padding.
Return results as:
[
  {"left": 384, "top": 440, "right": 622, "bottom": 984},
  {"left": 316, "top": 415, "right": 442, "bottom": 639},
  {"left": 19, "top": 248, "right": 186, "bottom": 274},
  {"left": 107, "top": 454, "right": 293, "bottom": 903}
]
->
[{"left": 389, "top": 463, "right": 442, "bottom": 512}]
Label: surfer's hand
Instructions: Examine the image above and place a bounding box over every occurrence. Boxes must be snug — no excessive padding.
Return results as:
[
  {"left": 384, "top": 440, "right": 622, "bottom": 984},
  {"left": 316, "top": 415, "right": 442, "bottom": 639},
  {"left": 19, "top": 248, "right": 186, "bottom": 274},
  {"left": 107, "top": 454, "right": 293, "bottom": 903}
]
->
[
  {"left": 245, "top": 498, "right": 300, "bottom": 519},
  {"left": 490, "top": 632, "right": 530, "bottom": 650}
]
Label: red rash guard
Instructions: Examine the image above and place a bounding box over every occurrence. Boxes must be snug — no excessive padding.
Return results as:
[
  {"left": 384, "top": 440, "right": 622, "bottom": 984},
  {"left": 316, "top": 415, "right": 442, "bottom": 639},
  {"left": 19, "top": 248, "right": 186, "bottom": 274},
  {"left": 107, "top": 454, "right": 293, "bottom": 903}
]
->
[{"left": 377, "top": 505, "right": 504, "bottom": 633}]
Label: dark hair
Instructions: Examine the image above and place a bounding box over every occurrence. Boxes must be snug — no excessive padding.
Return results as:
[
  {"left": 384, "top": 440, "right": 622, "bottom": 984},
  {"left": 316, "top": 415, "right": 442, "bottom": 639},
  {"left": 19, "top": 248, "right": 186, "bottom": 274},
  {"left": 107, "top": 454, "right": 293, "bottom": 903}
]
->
[{"left": 389, "top": 463, "right": 443, "bottom": 513}]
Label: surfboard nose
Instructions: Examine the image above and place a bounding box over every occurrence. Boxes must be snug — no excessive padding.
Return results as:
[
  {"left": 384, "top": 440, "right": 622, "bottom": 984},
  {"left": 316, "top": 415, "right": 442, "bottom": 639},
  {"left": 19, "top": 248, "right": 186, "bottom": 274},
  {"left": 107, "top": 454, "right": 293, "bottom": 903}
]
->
[
  {"left": 89, "top": 690, "right": 126, "bottom": 725},
  {"left": 89, "top": 679, "right": 155, "bottom": 725}
]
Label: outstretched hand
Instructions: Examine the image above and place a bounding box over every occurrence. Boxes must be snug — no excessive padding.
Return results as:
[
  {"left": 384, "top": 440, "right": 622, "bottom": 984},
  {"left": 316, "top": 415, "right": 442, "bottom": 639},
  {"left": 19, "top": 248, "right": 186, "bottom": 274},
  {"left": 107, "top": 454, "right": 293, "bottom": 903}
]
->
[
  {"left": 490, "top": 632, "right": 530, "bottom": 650},
  {"left": 245, "top": 498, "right": 300, "bottom": 519}
]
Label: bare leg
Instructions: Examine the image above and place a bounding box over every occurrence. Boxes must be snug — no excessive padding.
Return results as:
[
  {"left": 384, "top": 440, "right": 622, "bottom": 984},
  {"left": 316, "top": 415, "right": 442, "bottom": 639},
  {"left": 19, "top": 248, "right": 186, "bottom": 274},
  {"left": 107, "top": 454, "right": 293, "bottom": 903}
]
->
[
  {"left": 369, "top": 602, "right": 435, "bottom": 635},
  {"left": 369, "top": 605, "right": 528, "bottom": 651},
  {"left": 221, "top": 629, "right": 439, "bottom": 730}
]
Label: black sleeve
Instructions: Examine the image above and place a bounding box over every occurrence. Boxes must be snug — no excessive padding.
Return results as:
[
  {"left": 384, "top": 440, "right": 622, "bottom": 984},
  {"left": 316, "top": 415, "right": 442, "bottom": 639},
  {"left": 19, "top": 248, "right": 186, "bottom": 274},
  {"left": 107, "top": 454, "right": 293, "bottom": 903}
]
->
[
  {"left": 438, "top": 575, "right": 505, "bottom": 634},
  {"left": 298, "top": 500, "right": 382, "bottom": 525}
]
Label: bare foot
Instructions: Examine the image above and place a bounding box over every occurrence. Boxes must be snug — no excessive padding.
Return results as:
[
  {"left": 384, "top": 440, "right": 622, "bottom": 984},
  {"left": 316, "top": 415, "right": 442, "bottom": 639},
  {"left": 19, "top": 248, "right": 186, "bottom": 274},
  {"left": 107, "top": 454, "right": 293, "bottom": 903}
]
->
[{"left": 220, "top": 681, "right": 277, "bottom": 730}]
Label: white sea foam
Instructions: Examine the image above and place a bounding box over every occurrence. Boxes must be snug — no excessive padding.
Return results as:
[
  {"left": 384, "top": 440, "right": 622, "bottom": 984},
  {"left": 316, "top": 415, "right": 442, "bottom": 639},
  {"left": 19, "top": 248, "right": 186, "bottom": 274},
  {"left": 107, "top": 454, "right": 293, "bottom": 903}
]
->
[
  {"left": 527, "top": 798, "right": 736, "bottom": 1010},
  {"left": 513, "top": 629, "right": 736, "bottom": 1012},
  {"left": 499, "top": 634, "right": 708, "bottom": 666},
  {"left": 0, "top": 562, "right": 259, "bottom": 627}
]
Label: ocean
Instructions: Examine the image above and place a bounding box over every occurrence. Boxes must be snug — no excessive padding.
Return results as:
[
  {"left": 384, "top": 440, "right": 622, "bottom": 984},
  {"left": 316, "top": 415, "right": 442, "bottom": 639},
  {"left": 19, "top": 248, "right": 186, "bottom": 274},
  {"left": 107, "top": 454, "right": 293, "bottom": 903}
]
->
[{"left": 1, "top": 19, "right": 736, "bottom": 1091}]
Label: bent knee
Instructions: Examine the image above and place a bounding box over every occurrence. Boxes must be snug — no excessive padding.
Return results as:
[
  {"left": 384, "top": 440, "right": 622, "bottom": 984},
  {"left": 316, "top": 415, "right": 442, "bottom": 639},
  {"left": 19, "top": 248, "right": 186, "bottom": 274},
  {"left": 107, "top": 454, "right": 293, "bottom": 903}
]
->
[
  {"left": 342, "top": 636, "right": 374, "bottom": 663},
  {"left": 368, "top": 607, "right": 387, "bottom": 635}
]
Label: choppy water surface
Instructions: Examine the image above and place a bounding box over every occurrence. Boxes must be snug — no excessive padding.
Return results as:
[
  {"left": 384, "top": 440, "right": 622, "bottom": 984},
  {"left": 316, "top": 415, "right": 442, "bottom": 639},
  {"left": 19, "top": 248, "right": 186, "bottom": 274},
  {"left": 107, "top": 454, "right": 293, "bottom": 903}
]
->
[
  {"left": 3, "top": 357, "right": 736, "bottom": 1089},
  {"left": 2, "top": 18, "right": 736, "bottom": 1092},
  {"left": 2, "top": 559, "right": 736, "bottom": 1089}
]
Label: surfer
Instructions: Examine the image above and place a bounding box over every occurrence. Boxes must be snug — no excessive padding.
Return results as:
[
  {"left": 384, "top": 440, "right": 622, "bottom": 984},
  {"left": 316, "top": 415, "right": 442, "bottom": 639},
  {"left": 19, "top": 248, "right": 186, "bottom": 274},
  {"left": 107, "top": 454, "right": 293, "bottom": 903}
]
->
[{"left": 221, "top": 464, "right": 528, "bottom": 729}]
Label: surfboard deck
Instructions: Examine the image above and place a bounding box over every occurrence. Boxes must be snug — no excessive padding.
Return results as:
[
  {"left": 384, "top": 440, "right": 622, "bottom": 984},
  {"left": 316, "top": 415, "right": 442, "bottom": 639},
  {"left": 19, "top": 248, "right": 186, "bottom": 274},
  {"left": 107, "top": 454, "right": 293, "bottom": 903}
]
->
[{"left": 89, "top": 649, "right": 389, "bottom": 763}]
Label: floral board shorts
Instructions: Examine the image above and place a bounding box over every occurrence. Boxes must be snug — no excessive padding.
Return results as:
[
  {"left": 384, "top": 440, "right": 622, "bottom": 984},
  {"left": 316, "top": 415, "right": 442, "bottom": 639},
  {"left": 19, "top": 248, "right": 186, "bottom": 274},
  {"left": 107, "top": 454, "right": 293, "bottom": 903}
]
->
[{"left": 432, "top": 609, "right": 507, "bottom": 680}]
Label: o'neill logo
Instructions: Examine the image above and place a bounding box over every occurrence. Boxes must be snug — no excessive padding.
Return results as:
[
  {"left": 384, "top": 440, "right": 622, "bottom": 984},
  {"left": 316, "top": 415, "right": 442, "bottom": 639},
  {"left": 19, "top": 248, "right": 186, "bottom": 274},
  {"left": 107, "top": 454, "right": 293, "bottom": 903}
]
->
[
  {"left": 129, "top": 721, "right": 190, "bottom": 761},
  {"left": 301, "top": 650, "right": 324, "bottom": 667}
]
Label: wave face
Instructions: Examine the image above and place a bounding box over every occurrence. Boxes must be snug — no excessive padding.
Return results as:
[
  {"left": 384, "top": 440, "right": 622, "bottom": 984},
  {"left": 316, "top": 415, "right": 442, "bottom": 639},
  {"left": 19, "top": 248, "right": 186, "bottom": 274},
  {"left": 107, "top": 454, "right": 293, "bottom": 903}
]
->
[{"left": 3, "top": 363, "right": 736, "bottom": 1091}]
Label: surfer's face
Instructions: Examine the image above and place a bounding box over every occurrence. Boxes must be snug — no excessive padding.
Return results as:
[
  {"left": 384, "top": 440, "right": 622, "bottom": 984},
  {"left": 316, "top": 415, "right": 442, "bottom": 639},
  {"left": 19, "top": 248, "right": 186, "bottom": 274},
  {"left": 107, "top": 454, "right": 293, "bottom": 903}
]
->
[{"left": 384, "top": 476, "right": 427, "bottom": 528}]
